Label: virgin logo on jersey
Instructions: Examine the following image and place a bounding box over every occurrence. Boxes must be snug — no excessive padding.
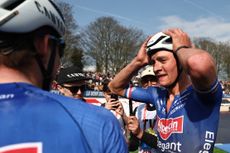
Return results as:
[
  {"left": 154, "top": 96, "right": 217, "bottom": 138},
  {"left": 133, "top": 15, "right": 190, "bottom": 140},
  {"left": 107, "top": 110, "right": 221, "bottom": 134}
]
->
[
  {"left": 157, "top": 116, "right": 184, "bottom": 140},
  {"left": 0, "top": 142, "right": 42, "bottom": 153}
]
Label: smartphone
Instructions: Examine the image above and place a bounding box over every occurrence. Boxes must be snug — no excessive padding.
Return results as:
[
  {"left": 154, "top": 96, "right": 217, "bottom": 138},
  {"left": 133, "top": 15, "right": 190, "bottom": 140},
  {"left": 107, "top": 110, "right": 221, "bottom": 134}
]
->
[
  {"left": 110, "top": 94, "right": 118, "bottom": 101},
  {"left": 110, "top": 94, "right": 119, "bottom": 109}
]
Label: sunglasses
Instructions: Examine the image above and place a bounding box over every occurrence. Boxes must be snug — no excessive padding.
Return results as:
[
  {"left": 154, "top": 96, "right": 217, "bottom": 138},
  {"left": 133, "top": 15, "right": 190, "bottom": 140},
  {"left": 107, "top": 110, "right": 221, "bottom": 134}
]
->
[
  {"left": 48, "top": 35, "right": 66, "bottom": 57},
  {"left": 62, "top": 85, "right": 86, "bottom": 93},
  {"left": 141, "top": 77, "right": 157, "bottom": 84}
]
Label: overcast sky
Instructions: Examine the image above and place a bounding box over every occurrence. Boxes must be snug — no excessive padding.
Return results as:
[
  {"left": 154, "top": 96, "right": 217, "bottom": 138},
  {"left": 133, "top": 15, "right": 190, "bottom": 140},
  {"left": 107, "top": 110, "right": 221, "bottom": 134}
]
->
[{"left": 63, "top": 0, "right": 230, "bottom": 42}]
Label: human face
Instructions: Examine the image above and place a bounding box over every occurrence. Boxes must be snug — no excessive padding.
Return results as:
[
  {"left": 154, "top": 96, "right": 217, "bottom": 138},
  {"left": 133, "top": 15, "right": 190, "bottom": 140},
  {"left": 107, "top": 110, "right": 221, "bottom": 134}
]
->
[
  {"left": 141, "top": 75, "right": 157, "bottom": 88},
  {"left": 150, "top": 51, "right": 178, "bottom": 87},
  {"left": 60, "top": 81, "right": 86, "bottom": 99}
]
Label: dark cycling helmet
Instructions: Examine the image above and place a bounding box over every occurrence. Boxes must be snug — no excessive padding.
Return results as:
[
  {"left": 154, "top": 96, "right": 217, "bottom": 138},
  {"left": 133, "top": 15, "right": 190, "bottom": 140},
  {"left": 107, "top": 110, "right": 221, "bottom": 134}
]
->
[
  {"left": 146, "top": 32, "right": 172, "bottom": 56},
  {"left": 0, "top": 0, "right": 65, "bottom": 37}
]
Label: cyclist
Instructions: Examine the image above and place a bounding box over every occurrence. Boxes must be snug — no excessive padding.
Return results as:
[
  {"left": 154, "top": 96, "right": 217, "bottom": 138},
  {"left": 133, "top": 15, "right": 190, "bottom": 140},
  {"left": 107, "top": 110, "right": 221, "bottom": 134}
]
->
[
  {"left": 0, "top": 1, "right": 127, "bottom": 153},
  {"left": 109, "top": 28, "right": 222, "bottom": 153}
]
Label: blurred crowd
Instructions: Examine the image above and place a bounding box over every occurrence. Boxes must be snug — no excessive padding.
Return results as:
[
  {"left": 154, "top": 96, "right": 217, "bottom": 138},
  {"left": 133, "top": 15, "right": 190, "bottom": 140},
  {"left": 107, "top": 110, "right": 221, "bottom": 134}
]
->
[{"left": 220, "top": 80, "right": 230, "bottom": 94}]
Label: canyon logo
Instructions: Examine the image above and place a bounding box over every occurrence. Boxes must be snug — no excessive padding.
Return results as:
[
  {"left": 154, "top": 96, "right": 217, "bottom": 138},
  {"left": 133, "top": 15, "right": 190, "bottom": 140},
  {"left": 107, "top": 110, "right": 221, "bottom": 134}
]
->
[{"left": 157, "top": 116, "right": 184, "bottom": 140}]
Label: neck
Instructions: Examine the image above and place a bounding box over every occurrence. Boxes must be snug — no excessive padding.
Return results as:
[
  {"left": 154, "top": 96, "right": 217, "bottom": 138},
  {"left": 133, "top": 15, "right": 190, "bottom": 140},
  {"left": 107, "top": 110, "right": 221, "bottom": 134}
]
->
[
  {"left": 167, "top": 72, "right": 191, "bottom": 96},
  {"left": 0, "top": 65, "right": 42, "bottom": 87}
]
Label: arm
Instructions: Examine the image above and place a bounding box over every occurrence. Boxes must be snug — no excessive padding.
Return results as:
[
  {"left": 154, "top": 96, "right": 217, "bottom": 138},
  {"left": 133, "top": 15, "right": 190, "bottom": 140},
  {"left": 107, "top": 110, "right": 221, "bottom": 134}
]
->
[
  {"left": 115, "top": 102, "right": 129, "bottom": 125},
  {"left": 127, "top": 116, "right": 157, "bottom": 149},
  {"left": 165, "top": 28, "right": 217, "bottom": 91},
  {"left": 108, "top": 38, "right": 150, "bottom": 96}
]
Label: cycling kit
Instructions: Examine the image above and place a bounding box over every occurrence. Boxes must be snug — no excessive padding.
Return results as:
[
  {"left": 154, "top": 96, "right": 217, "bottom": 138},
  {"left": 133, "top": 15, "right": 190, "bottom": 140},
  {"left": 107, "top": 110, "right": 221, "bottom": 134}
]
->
[
  {"left": 0, "top": 83, "right": 128, "bottom": 153},
  {"left": 125, "top": 80, "right": 222, "bottom": 153}
]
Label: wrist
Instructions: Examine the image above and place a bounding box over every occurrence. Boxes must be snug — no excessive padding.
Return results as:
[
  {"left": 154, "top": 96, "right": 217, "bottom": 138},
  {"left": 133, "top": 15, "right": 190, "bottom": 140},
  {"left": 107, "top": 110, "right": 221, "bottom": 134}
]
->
[
  {"left": 131, "top": 58, "right": 146, "bottom": 70},
  {"left": 174, "top": 45, "right": 190, "bottom": 54}
]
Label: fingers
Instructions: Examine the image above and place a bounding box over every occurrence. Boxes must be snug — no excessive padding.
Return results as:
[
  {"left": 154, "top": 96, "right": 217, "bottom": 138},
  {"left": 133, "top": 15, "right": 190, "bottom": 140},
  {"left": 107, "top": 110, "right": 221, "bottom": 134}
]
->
[
  {"left": 127, "top": 116, "right": 141, "bottom": 135},
  {"left": 127, "top": 116, "right": 138, "bottom": 128},
  {"left": 107, "top": 100, "right": 122, "bottom": 111},
  {"left": 163, "top": 28, "right": 192, "bottom": 51},
  {"left": 135, "top": 36, "right": 151, "bottom": 66},
  {"left": 104, "top": 102, "right": 113, "bottom": 109},
  {"left": 114, "top": 102, "right": 124, "bottom": 115},
  {"left": 164, "top": 28, "right": 184, "bottom": 35}
]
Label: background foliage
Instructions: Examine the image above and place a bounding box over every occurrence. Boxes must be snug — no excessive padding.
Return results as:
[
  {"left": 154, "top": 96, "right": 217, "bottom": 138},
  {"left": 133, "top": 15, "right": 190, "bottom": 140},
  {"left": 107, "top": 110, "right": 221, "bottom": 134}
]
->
[{"left": 57, "top": 1, "right": 230, "bottom": 80}]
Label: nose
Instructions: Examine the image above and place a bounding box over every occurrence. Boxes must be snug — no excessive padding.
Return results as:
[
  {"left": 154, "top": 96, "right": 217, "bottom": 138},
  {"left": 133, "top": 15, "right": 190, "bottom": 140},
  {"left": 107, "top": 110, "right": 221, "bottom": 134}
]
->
[
  {"left": 147, "top": 80, "right": 152, "bottom": 87},
  {"left": 153, "top": 61, "right": 161, "bottom": 73},
  {"left": 76, "top": 88, "right": 83, "bottom": 95},
  {"left": 74, "top": 89, "right": 84, "bottom": 99}
]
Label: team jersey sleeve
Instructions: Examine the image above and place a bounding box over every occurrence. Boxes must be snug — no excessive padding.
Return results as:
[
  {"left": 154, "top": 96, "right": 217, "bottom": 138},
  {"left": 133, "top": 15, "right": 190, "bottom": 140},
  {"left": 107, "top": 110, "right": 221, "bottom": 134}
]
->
[
  {"left": 124, "top": 86, "right": 160, "bottom": 106},
  {"left": 194, "top": 79, "right": 223, "bottom": 105}
]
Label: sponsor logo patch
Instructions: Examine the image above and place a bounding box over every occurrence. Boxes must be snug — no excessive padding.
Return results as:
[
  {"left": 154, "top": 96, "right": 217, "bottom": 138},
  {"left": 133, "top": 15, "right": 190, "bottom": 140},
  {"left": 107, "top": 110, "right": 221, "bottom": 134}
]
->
[{"left": 157, "top": 116, "right": 184, "bottom": 140}]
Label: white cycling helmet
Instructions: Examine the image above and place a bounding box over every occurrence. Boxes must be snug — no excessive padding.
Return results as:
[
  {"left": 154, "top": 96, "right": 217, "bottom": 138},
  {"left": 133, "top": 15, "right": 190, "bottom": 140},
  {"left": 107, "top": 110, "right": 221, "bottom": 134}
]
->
[
  {"left": 146, "top": 32, "right": 173, "bottom": 56},
  {"left": 140, "top": 65, "right": 155, "bottom": 78},
  {"left": 0, "top": 0, "right": 65, "bottom": 36}
]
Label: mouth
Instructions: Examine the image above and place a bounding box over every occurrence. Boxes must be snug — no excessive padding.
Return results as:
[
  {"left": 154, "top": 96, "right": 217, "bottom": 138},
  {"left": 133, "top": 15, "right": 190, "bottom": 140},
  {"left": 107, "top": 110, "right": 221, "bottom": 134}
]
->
[
  {"left": 156, "top": 74, "right": 167, "bottom": 78},
  {"left": 156, "top": 74, "right": 168, "bottom": 82}
]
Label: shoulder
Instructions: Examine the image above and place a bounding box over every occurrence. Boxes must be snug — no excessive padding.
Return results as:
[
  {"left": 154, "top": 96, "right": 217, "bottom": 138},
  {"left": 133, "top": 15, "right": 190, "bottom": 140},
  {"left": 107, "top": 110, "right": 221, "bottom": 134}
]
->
[
  {"left": 131, "top": 86, "right": 165, "bottom": 94},
  {"left": 48, "top": 92, "right": 117, "bottom": 124},
  {"left": 146, "top": 86, "right": 167, "bottom": 97},
  {"left": 24, "top": 84, "right": 117, "bottom": 125}
]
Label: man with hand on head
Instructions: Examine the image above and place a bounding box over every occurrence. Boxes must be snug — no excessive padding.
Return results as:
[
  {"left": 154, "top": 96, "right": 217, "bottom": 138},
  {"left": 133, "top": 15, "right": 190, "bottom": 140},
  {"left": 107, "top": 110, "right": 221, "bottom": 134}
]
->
[
  {"left": 0, "top": 0, "right": 127, "bottom": 153},
  {"left": 109, "top": 28, "right": 222, "bottom": 153}
]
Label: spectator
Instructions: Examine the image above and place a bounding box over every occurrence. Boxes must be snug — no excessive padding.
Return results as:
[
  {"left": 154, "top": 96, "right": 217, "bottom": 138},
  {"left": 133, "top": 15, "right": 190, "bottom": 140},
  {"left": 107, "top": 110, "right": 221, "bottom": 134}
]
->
[
  {"left": 0, "top": 0, "right": 127, "bottom": 153},
  {"left": 128, "top": 65, "right": 158, "bottom": 153},
  {"left": 56, "top": 66, "right": 89, "bottom": 100},
  {"left": 109, "top": 29, "right": 222, "bottom": 152},
  {"left": 101, "top": 79, "right": 127, "bottom": 138}
]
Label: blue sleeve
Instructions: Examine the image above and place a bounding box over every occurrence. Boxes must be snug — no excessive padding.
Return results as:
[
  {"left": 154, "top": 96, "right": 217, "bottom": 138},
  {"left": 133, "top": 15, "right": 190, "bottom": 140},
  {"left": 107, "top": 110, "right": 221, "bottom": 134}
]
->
[
  {"left": 194, "top": 80, "right": 223, "bottom": 105},
  {"left": 124, "top": 86, "right": 161, "bottom": 106}
]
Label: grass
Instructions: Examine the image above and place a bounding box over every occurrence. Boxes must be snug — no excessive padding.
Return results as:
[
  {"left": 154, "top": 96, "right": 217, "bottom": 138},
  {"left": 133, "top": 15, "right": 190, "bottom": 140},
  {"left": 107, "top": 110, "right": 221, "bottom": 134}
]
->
[
  {"left": 129, "top": 150, "right": 138, "bottom": 153},
  {"left": 214, "top": 147, "right": 228, "bottom": 153}
]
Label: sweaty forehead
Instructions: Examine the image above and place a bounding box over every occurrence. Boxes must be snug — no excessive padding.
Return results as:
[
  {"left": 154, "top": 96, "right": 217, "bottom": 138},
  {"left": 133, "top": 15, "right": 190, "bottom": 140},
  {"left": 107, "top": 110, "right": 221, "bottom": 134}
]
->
[{"left": 150, "top": 51, "right": 174, "bottom": 59}]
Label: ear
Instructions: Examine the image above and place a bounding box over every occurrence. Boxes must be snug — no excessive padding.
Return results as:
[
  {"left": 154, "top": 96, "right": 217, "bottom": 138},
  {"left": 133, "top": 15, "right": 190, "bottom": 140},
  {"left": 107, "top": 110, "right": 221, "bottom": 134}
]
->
[{"left": 33, "top": 34, "right": 50, "bottom": 57}]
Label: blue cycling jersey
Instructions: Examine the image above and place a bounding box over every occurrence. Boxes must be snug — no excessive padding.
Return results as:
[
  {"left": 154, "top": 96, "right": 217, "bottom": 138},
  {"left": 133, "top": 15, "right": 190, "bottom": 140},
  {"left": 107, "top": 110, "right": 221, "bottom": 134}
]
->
[
  {"left": 125, "top": 81, "right": 222, "bottom": 153},
  {"left": 0, "top": 83, "right": 128, "bottom": 153}
]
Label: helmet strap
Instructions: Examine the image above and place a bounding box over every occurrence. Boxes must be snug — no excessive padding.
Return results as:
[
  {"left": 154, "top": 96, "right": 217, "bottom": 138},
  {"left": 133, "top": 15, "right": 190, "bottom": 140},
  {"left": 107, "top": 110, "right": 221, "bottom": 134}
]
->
[{"left": 35, "top": 40, "right": 57, "bottom": 91}]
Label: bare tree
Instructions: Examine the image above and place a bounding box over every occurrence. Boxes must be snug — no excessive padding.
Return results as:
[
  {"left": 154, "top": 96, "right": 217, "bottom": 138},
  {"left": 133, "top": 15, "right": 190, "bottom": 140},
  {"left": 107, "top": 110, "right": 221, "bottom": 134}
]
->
[
  {"left": 81, "top": 16, "right": 144, "bottom": 74},
  {"left": 57, "top": 1, "right": 84, "bottom": 69}
]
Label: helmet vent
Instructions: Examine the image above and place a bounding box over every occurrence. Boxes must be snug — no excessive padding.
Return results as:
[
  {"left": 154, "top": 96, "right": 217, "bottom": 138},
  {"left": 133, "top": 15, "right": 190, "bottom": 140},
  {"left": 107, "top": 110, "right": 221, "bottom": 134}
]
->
[
  {"left": 4, "top": 0, "right": 25, "bottom": 11},
  {"left": 147, "top": 35, "right": 165, "bottom": 48},
  {"left": 164, "top": 37, "right": 172, "bottom": 44}
]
